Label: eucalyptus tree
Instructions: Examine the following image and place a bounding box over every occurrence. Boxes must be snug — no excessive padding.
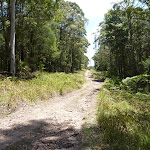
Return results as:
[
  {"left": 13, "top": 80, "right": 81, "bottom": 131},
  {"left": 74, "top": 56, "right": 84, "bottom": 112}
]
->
[
  {"left": 94, "top": 9, "right": 128, "bottom": 77},
  {"left": 0, "top": 0, "right": 11, "bottom": 72},
  {"left": 94, "top": 0, "right": 150, "bottom": 78},
  {"left": 0, "top": 0, "right": 89, "bottom": 73},
  {"left": 113, "top": 0, "right": 150, "bottom": 75},
  {"left": 113, "top": 0, "right": 138, "bottom": 75},
  {"left": 58, "top": 0, "right": 89, "bottom": 72},
  {"left": 10, "top": 0, "right": 16, "bottom": 74},
  {"left": 15, "top": 0, "right": 60, "bottom": 71},
  {"left": 0, "top": 0, "right": 60, "bottom": 72}
]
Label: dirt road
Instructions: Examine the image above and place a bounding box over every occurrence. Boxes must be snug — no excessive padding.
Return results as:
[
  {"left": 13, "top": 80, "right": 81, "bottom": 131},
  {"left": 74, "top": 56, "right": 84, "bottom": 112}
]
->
[{"left": 0, "top": 70, "right": 104, "bottom": 150}]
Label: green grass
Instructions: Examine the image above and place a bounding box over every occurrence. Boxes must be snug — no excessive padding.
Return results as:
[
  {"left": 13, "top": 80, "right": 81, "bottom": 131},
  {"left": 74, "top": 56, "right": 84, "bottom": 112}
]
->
[
  {"left": 96, "top": 88, "right": 150, "bottom": 150},
  {"left": 0, "top": 71, "right": 86, "bottom": 115}
]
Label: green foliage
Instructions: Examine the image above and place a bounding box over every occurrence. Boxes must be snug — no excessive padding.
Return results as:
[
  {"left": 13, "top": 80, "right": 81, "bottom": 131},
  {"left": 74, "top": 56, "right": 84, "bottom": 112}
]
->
[
  {"left": 17, "top": 61, "right": 34, "bottom": 79},
  {"left": 82, "top": 125, "right": 102, "bottom": 149},
  {"left": 18, "top": 65, "right": 33, "bottom": 79},
  {"left": 142, "top": 57, "right": 150, "bottom": 74},
  {"left": 38, "top": 61, "right": 45, "bottom": 72},
  {"left": 107, "top": 76, "right": 121, "bottom": 85},
  {"left": 122, "top": 74, "right": 150, "bottom": 93},
  {"left": 87, "top": 66, "right": 94, "bottom": 70},
  {"left": 57, "top": 0, "right": 89, "bottom": 73},
  {"left": 93, "top": 46, "right": 110, "bottom": 72},
  {"left": 91, "top": 69, "right": 108, "bottom": 81},
  {"left": 0, "top": 0, "right": 89, "bottom": 73},
  {"left": 93, "top": 0, "right": 150, "bottom": 78},
  {"left": 97, "top": 88, "right": 150, "bottom": 149},
  {"left": 0, "top": 34, "right": 4, "bottom": 46}
]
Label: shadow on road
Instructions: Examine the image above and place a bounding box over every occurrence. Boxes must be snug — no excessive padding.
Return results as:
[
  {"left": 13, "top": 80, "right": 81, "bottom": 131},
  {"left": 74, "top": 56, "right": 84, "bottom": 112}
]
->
[
  {"left": 0, "top": 120, "right": 82, "bottom": 150},
  {"left": 92, "top": 79, "right": 104, "bottom": 83}
]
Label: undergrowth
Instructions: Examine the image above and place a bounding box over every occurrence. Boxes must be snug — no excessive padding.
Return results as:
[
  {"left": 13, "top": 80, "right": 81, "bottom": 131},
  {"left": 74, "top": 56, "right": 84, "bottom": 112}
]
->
[
  {"left": 0, "top": 71, "right": 85, "bottom": 116},
  {"left": 97, "top": 87, "right": 150, "bottom": 149},
  {"left": 90, "top": 69, "right": 108, "bottom": 81}
]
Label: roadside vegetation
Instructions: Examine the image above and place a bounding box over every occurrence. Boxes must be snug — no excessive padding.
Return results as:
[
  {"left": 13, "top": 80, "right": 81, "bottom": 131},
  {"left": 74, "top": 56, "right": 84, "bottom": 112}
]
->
[
  {"left": 0, "top": 71, "right": 86, "bottom": 116},
  {"left": 83, "top": 0, "right": 150, "bottom": 148},
  {"left": 97, "top": 87, "right": 150, "bottom": 149},
  {"left": 82, "top": 71, "right": 150, "bottom": 149},
  {"left": 0, "top": 0, "right": 89, "bottom": 75}
]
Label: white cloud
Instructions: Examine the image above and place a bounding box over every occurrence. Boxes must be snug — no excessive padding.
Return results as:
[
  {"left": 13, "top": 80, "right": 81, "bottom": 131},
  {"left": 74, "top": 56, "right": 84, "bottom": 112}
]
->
[{"left": 67, "top": 0, "right": 117, "bottom": 18}]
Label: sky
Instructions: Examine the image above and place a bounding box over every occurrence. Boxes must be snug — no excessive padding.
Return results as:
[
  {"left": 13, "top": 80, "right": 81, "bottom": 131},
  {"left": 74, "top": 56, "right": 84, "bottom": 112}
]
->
[{"left": 66, "top": 0, "right": 119, "bottom": 66}]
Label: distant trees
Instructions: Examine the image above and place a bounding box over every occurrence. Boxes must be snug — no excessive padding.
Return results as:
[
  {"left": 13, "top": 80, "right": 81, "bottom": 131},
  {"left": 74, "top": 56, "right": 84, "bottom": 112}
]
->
[
  {"left": 93, "top": 0, "right": 150, "bottom": 78},
  {"left": 0, "top": 0, "right": 89, "bottom": 73},
  {"left": 58, "top": 1, "right": 89, "bottom": 72}
]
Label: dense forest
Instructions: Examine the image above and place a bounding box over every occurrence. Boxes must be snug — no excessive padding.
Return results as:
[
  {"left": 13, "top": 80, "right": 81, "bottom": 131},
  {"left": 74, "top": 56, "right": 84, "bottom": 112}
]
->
[
  {"left": 0, "top": 0, "right": 89, "bottom": 74},
  {"left": 0, "top": 0, "right": 150, "bottom": 149},
  {"left": 93, "top": 0, "right": 149, "bottom": 79}
]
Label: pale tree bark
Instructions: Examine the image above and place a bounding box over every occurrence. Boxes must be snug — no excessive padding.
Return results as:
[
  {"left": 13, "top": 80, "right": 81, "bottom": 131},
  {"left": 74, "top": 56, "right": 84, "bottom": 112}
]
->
[{"left": 10, "top": 0, "right": 16, "bottom": 74}]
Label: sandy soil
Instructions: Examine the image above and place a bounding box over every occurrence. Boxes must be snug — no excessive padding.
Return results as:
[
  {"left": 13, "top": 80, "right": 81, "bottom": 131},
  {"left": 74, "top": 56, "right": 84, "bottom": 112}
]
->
[{"left": 0, "top": 70, "right": 104, "bottom": 150}]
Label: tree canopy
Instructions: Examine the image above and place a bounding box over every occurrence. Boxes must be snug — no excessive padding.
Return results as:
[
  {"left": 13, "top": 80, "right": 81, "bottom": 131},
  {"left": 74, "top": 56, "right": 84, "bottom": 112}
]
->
[
  {"left": 93, "top": 0, "right": 150, "bottom": 78},
  {"left": 0, "top": 0, "right": 89, "bottom": 73}
]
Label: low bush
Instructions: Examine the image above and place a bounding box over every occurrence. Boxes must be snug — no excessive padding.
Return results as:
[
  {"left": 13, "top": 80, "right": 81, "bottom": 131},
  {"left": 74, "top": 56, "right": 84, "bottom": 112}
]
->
[
  {"left": 106, "top": 75, "right": 121, "bottom": 85},
  {"left": 17, "top": 65, "right": 36, "bottom": 79},
  {"left": 121, "top": 74, "right": 150, "bottom": 93},
  {"left": 91, "top": 69, "right": 108, "bottom": 81}
]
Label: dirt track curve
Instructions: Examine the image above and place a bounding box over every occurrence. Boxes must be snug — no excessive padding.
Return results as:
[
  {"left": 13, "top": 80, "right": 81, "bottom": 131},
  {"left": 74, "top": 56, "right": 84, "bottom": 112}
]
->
[{"left": 0, "top": 70, "right": 104, "bottom": 150}]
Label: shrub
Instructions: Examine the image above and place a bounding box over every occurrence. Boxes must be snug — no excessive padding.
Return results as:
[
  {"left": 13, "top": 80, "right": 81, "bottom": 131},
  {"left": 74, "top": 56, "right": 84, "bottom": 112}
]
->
[
  {"left": 17, "top": 65, "right": 35, "bottom": 79},
  {"left": 91, "top": 69, "right": 108, "bottom": 81},
  {"left": 108, "top": 76, "right": 121, "bottom": 85},
  {"left": 121, "top": 74, "right": 150, "bottom": 93},
  {"left": 142, "top": 57, "right": 150, "bottom": 74}
]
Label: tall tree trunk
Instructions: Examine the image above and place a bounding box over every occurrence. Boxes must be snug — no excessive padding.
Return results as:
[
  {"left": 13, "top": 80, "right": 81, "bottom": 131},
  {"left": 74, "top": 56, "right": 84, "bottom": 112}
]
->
[
  {"left": 70, "top": 48, "right": 73, "bottom": 73},
  {"left": 109, "top": 48, "right": 113, "bottom": 76},
  {"left": 122, "top": 47, "right": 126, "bottom": 78},
  {"left": 10, "top": 0, "right": 16, "bottom": 74},
  {"left": 4, "top": 0, "right": 11, "bottom": 72},
  {"left": 59, "top": 27, "right": 63, "bottom": 71},
  {"left": 0, "top": 0, "right": 5, "bottom": 38},
  {"left": 0, "top": 0, "right": 4, "bottom": 70},
  {"left": 127, "top": 14, "right": 136, "bottom": 76}
]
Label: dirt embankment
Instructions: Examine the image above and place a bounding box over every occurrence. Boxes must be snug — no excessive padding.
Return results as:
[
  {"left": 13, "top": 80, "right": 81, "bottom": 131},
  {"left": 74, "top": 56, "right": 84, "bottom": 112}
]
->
[{"left": 0, "top": 70, "right": 104, "bottom": 150}]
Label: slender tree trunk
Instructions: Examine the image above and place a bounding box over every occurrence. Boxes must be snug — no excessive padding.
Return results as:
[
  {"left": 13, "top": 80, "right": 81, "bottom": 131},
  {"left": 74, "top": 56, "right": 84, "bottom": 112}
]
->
[
  {"left": 10, "top": 0, "right": 16, "bottom": 74},
  {"left": 59, "top": 27, "right": 63, "bottom": 71},
  {"left": 109, "top": 48, "right": 113, "bottom": 76},
  {"left": 122, "top": 47, "right": 126, "bottom": 78},
  {"left": 71, "top": 48, "right": 73, "bottom": 73},
  {"left": 0, "top": 0, "right": 4, "bottom": 70},
  {"left": 4, "top": 0, "right": 11, "bottom": 72},
  {"left": 127, "top": 14, "right": 136, "bottom": 76}
]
